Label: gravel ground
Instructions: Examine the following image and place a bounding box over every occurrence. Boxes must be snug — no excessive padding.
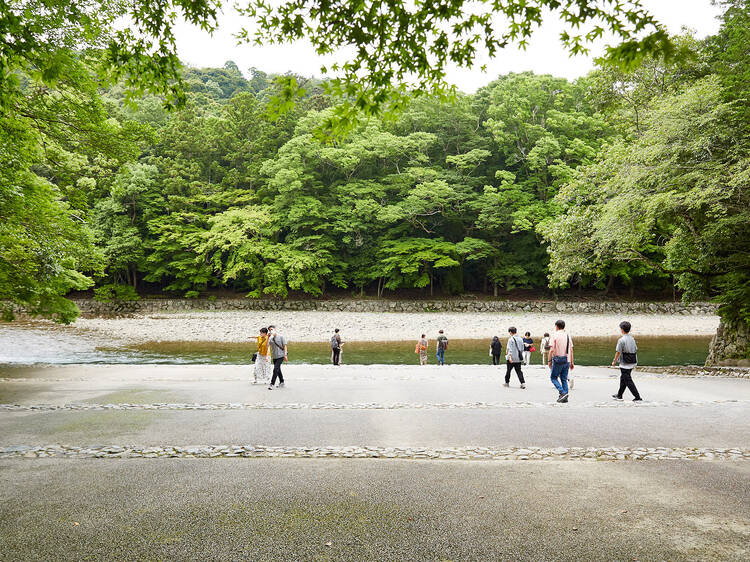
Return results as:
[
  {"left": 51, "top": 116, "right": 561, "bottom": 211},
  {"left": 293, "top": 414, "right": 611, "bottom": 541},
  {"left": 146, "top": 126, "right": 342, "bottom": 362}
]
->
[
  {"left": 69, "top": 310, "right": 719, "bottom": 343},
  {"left": 1, "top": 459, "right": 749, "bottom": 560}
]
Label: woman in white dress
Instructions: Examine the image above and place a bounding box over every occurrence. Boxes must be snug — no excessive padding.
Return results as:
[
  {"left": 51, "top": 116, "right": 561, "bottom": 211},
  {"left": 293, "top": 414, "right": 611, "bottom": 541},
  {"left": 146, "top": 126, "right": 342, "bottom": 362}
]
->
[{"left": 253, "top": 327, "right": 272, "bottom": 384}]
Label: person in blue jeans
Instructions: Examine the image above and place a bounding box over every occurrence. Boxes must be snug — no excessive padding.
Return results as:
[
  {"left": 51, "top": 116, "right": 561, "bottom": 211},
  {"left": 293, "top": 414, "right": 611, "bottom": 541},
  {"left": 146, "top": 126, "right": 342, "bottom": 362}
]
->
[
  {"left": 547, "top": 319, "right": 574, "bottom": 403},
  {"left": 436, "top": 330, "right": 448, "bottom": 365}
]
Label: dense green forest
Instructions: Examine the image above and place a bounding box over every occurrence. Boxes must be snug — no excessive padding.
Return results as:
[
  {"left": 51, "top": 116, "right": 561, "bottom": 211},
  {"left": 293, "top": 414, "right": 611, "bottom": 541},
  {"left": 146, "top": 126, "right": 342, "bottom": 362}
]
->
[{"left": 1, "top": 2, "right": 748, "bottom": 350}]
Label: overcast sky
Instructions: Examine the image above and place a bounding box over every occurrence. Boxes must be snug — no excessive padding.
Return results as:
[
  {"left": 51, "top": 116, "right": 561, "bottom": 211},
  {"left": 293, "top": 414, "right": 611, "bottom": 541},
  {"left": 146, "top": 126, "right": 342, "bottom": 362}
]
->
[{"left": 174, "top": 1, "right": 723, "bottom": 92}]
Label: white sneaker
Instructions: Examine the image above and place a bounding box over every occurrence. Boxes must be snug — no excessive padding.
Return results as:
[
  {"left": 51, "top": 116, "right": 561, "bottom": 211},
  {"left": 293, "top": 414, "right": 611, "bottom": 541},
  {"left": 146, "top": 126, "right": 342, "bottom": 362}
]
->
[
  {"left": 278, "top": 382, "right": 285, "bottom": 388},
  {"left": 267, "top": 385, "right": 274, "bottom": 390},
  {"left": 520, "top": 384, "right": 526, "bottom": 389}
]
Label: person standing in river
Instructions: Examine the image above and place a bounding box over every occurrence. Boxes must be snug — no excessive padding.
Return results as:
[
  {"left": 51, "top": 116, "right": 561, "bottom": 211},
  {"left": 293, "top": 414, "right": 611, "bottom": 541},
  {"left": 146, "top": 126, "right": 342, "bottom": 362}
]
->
[
  {"left": 504, "top": 327, "right": 526, "bottom": 389},
  {"left": 490, "top": 336, "right": 503, "bottom": 366},
  {"left": 611, "top": 321, "right": 643, "bottom": 402},
  {"left": 252, "top": 327, "right": 272, "bottom": 385},
  {"left": 436, "top": 330, "right": 448, "bottom": 366},
  {"left": 548, "top": 319, "right": 574, "bottom": 403},
  {"left": 267, "top": 325, "right": 287, "bottom": 389},
  {"left": 330, "top": 328, "right": 342, "bottom": 366},
  {"left": 416, "top": 334, "right": 429, "bottom": 365}
]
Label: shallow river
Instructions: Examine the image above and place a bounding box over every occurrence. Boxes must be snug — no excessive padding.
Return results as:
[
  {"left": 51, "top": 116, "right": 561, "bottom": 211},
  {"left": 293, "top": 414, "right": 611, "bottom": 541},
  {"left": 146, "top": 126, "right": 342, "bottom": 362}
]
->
[{"left": 0, "top": 324, "right": 710, "bottom": 366}]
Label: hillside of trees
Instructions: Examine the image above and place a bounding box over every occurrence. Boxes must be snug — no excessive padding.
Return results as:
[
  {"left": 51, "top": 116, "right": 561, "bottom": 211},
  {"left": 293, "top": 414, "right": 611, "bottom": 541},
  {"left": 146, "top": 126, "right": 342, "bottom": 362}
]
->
[{"left": 2, "top": 3, "right": 748, "bottom": 360}]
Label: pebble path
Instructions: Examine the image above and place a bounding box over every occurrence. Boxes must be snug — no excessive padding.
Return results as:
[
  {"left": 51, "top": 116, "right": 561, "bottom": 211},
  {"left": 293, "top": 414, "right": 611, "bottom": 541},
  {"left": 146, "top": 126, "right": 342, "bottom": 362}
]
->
[
  {"left": 2, "top": 445, "right": 748, "bottom": 461},
  {"left": 3, "top": 399, "right": 750, "bottom": 411}
]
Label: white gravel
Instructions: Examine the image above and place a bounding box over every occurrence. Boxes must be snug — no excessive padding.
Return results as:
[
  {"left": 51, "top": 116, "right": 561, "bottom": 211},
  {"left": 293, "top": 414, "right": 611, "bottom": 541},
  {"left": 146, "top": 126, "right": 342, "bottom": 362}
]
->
[{"left": 70, "top": 310, "right": 720, "bottom": 343}]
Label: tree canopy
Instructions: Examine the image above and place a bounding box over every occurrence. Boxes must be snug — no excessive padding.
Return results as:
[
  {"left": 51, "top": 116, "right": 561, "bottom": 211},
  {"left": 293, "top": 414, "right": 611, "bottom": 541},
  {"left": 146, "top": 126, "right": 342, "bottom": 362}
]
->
[{"left": 1, "top": 0, "right": 749, "bottom": 363}]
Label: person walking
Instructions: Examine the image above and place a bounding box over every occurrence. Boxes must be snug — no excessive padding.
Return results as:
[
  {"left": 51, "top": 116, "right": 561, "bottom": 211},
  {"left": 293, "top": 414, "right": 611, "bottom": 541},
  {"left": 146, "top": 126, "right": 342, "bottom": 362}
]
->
[
  {"left": 522, "top": 331, "right": 534, "bottom": 366},
  {"left": 252, "top": 327, "right": 272, "bottom": 384},
  {"left": 436, "top": 330, "right": 448, "bottom": 365},
  {"left": 267, "top": 325, "right": 287, "bottom": 389},
  {"left": 540, "top": 332, "right": 551, "bottom": 366},
  {"left": 330, "top": 328, "right": 342, "bottom": 366},
  {"left": 504, "top": 327, "right": 526, "bottom": 389},
  {"left": 612, "top": 321, "right": 643, "bottom": 402},
  {"left": 416, "top": 334, "right": 429, "bottom": 365},
  {"left": 490, "top": 336, "right": 503, "bottom": 366},
  {"left": 548, "top": 319, "right": 574, "bottom": 403}
]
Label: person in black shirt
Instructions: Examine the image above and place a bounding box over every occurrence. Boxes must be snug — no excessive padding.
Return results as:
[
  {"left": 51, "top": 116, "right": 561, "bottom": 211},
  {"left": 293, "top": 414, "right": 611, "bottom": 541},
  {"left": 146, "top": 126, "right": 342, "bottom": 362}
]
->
[{"left": 490, "top": 336, "right": 502, "bottom": 365}]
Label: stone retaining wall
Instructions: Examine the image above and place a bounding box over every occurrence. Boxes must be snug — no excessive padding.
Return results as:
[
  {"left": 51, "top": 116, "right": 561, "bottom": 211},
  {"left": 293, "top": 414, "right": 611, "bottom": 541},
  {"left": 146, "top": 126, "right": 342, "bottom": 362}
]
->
[{"left": 68, "top": 298, "right": 718, "bottom": 316}]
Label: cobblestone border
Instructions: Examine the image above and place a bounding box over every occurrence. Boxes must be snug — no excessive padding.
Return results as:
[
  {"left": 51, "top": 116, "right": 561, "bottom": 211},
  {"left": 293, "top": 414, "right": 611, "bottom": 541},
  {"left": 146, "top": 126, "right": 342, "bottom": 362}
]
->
[
  {"left": 13, "top": 298, "right": 716, "bottom": 316},
  {"left": 2, "top": 399, "right": 749, "bottom": 411},
  {"left": 640, "top": 366, "right": 750, "bottom": 379},
  {"left": 1, "top": 445, "right": 747, "bottom": 461},
  {"left": 2, "top": 369, "right": 747, "bottom": 384}
]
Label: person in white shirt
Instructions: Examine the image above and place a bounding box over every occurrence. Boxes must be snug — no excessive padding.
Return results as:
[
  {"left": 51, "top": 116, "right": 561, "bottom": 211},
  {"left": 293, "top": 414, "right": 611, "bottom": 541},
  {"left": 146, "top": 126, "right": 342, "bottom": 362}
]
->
[
  {"left": 503, "top": 327, "right": 526, "bottom": 389},
  {"left": 611, "top": 321, "right": 642, "bottom": 401}
]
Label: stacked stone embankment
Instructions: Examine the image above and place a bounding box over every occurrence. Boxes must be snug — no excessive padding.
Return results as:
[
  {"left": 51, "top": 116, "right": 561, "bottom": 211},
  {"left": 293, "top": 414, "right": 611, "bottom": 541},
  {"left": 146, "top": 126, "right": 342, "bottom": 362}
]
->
[{"left": 67, "top": 298, "right": 718, "bottom": 317}]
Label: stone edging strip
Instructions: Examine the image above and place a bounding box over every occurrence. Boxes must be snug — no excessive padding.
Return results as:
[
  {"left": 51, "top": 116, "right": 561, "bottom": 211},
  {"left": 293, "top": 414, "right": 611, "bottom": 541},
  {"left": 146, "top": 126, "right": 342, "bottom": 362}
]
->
[
  {"left": 2, "top": 400, "right": 750, "bottom": 412},
  {"left": 1, "top": 445, "right": 747, "bottom": 461},
  {"left": 640, "top": 366, "right": 750, "bottom": 379}
]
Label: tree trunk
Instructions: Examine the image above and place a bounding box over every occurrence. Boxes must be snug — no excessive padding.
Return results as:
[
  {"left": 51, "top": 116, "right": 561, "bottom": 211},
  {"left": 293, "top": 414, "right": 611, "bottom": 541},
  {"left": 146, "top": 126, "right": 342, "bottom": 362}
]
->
[
  {"left": 132, "top": 264, "right": 137, "bottom": 291},
  {"left": 605, "top": 274, "right": 615, "bottom": 295},
  {"left": 706, "top": 317, "right": 750, "bottom": 366},
  {"left": 493, "top": 281, "right": 498, "bottom": 297},
  {"left": 429, "top": 273, "right": 433, "bottom": 297}
]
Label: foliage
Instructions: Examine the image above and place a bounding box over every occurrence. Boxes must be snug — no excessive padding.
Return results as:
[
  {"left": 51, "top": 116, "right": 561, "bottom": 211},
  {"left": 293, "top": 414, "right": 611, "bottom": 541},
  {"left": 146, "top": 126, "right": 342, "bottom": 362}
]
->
[
  {"left": 241, "top": 0, "right": 677, "bottom": 132},
  {"left": 542, "top": 76, "right": 750, "bottom": 325},
  {"left": 93, "top": 284, "right": 140, "bottom": 302}
]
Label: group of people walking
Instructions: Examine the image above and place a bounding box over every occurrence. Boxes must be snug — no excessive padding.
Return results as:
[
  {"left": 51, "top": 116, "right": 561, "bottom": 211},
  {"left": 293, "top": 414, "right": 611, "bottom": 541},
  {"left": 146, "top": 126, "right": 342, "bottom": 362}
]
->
[
  {"left": 252, "top": 319, "right": 643, "bottom": 402},
  {"left": 416, "top": 320, "right": 641, "bottom": 403},
  {"left": 415, "top": 330, "right": 449, "bottom": 366}
]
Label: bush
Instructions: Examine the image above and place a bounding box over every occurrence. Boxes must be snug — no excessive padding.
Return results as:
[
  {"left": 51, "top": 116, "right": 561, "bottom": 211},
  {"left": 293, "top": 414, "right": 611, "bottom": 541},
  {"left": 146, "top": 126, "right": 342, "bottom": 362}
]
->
[
  {"left": 93, "top": 284, "right": 140, "bottom": 302},
  {"left": 184, "top": 290, "right": 201, "bottom": 299}
]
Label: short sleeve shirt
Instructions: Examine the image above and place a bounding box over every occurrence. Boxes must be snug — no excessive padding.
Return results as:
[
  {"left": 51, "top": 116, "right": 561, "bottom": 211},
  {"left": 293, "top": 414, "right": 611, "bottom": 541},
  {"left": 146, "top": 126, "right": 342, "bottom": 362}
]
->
[
  {"left": 269, "top": 335, "right": 287, "bottom": 359},
  {"left": 616, "top": 334, "right": 637, "bottom": 368},
  {"left": 549, "top": 331, "right": 573, "bottom": 361}
]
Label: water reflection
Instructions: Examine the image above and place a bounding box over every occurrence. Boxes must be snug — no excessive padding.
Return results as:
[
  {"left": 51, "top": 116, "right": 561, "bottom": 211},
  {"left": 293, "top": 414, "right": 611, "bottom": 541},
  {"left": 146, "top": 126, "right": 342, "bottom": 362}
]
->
[{"left": 0, "top": 323, "right": 710, "bottom": 366}]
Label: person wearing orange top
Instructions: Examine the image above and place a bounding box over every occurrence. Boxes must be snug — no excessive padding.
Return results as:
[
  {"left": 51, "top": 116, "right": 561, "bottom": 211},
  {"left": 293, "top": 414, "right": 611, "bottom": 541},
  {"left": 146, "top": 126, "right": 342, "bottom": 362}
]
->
[{"left": 252, "top": 327, "right": 272, "bottom": 384}]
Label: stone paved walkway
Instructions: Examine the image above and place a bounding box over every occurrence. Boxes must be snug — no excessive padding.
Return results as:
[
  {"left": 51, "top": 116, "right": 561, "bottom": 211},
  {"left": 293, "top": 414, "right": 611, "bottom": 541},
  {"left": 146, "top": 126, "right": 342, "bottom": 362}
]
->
[{"left": 2, "top": 363, "right": 749, "bottom": 559}]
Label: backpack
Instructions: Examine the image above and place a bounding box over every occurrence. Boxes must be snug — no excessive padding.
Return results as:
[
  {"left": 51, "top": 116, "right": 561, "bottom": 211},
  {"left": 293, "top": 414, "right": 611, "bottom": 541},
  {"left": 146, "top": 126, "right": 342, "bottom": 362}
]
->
[{"left": 330, "top": 335, "right": 339, "bottom": 350}]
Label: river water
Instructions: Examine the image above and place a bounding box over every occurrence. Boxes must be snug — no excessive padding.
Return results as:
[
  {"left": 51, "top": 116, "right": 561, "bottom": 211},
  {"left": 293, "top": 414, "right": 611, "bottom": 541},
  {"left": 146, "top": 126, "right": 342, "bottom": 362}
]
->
[{"left": 0, "top": 323, "right": 710, "bottom": 366}]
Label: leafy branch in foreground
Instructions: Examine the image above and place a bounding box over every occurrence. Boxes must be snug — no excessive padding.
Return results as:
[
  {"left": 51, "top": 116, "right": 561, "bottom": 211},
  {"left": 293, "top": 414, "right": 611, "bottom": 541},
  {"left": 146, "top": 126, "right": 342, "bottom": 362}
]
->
[{"left": 239, "top": 0, "right": 676, "bottom": 131}]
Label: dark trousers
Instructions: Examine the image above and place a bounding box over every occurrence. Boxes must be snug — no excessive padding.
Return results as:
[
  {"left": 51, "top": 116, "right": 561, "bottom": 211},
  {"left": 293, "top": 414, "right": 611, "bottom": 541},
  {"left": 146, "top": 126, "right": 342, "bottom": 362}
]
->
[
  {"left": 617, "top": 368, "right": 640, "bottom": 399},
  {"left": 505, "top": 361, "right": 525, "bottom": 384},
  {"left": 332, "top": 348, "right": 341, "bottom": 365},
  {"left": 271, "top": 357, "right": 285, "bottom": 385},
  {"left": 492, "top": 353, "right": 502, "bottom": 365}
]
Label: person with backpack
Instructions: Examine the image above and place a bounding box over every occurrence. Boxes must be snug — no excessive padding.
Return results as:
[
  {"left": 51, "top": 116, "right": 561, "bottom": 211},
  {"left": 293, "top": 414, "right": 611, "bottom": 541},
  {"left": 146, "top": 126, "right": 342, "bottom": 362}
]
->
[
  {"left": 611, "top": 321, "right": 643, "bottom": 401},
  {"left": 436, "top": 330, "right": 448, "bottom": 365},
  {"left": 548, "top": 319, "right": 574, "bottom": 403},
  {"left": 267, "top": 325, "right": 287, "bottom": 389},
  {"left": 330, "top": 328, "right": 342, "bottom": 366},
  {"left": 504, "top": 327, "right": 526, "bottom": 389}
]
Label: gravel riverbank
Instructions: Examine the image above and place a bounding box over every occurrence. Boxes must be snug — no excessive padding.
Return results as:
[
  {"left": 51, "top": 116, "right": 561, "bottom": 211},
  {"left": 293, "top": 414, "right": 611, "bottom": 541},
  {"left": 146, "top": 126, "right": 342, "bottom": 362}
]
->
[{"left": 70, "top": 310, "right": 720, "bottom": 343}]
